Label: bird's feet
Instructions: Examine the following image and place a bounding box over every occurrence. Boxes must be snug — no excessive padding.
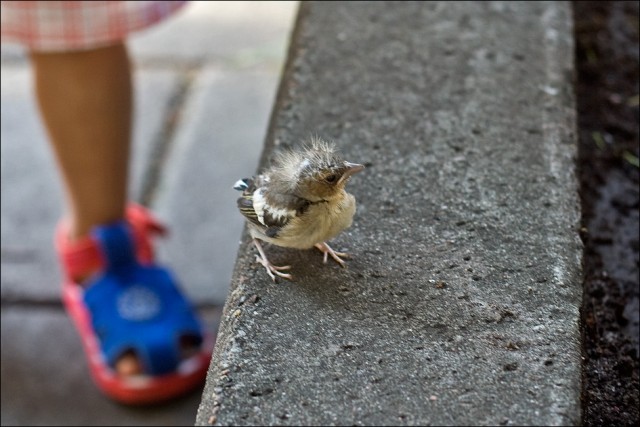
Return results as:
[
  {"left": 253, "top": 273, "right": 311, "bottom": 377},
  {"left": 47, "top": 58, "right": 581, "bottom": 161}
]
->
[
  {"left": 255, "top": 255, "right": 292, "bottom": 281},
  {"left": 314, "top": 242, "right": 349, "bottom": 267},
  {"left": 252, "top": 238, "right": 292, "bottom": 281}
]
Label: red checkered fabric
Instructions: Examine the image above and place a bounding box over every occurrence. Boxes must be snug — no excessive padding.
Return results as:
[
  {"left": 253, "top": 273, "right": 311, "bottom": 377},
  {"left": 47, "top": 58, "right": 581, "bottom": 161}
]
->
[{"left": 1, "top": 1, "right": 188, "bottom": 52}]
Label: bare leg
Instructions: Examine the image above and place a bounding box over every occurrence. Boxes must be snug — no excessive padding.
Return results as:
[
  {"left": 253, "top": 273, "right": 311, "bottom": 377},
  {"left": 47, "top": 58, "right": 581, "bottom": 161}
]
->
[
  {"left": 253, "top": 239, "right": 292, "bottom": 281},
  {"left": 31, "top": 43, "right": 144, "bottom": 377},
  {"left": 314, "top": 242, "right": 349, "bottom": 267},
  {"left": 30, "top": 44, "right": 131, "bottom": 241}
]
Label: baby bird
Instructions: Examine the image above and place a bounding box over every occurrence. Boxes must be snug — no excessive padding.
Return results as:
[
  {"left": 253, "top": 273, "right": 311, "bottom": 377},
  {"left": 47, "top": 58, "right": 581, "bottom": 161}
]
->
[{"left": 233, "top": 138, "right": 364, "bottom": 281}]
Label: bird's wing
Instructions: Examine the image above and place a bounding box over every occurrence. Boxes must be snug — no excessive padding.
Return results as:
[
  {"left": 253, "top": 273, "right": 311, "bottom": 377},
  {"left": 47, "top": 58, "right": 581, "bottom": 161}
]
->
[
  {"left": 235, "top": 176, "right": 262, "bottom": 227},
  {"left": 237, "top": 179, "right": 311, "bottom": 238},
  {"left": 235, "top": 177, "right": 309, "bottom": 237},
  {"left": 237, "top": 194, "right": 263, "bottom": 227}
]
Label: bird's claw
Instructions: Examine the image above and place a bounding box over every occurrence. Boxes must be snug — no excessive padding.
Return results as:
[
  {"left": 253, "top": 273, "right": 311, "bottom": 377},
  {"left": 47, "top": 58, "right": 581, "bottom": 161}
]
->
[
  {"left": 252, "top": 238, "right": 293, "bottom": 281},
  {"left": 254, "top": 255, "right": 292, "bottom": 282},
  {"left": 315, "top": 242, "right": 349, "bottom": 268}
]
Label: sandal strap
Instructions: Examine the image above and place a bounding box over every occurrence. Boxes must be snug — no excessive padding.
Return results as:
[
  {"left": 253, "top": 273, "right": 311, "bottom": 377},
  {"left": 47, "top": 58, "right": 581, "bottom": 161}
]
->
[
  {"left": 93, "top": 221, "right": 137, "bottom": 272},
  {"left": 56, "top": 203, "right": 167, "bottom": 281},
  {"left": 55, "top": 232, "right": 103, "bottom": 282},
  {"left": 82, "top": 222, "right": 202, "bottom": 375},
  {"left": 126, "top": 203, "right": 167, "bottom": 264}
]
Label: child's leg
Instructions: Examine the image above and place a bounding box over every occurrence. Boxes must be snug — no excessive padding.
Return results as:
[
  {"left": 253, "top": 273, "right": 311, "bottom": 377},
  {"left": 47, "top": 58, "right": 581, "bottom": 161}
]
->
[
  {"left": 30, "top": 43, "right": 143, "bottom": 376},
  {"left": 30, "top": 43, "right": 131, "bottom": 241},
  {"left": 5, "top": 2, "right": 209, "bottom": 403}
]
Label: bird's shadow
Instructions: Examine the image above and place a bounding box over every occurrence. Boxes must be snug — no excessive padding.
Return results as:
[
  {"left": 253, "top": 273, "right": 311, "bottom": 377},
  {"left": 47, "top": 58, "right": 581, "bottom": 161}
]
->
[{"left": 246, "top": 241, "right": 373, "bottom": 309}]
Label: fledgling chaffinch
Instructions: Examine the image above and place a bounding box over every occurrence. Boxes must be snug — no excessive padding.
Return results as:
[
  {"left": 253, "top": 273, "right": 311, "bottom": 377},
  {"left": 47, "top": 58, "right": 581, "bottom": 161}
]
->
[{"left": 233, "top": 138, "right": 364, "bottom": 281}]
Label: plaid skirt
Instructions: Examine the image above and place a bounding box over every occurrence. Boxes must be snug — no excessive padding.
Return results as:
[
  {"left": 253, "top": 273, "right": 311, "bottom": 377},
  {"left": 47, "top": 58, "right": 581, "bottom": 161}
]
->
[{"left": 1, "top": 1, "right": 188, "bottom": 52}]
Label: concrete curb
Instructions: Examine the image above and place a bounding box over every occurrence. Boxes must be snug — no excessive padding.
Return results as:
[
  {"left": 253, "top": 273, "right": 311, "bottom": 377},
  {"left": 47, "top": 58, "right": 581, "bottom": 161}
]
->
[{"left": 197, "top": 1, "right": 582, "bottom": 425}]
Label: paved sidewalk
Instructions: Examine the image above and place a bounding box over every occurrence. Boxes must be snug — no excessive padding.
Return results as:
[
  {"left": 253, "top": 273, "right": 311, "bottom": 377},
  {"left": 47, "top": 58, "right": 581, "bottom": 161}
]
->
[{"left": 1, "top": 2, "right": 298, "bottom": 425}]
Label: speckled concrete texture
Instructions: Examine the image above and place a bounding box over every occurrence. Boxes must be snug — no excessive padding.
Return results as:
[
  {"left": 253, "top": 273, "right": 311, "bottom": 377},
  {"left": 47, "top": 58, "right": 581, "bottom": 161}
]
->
[{"left": 197, "top": 2, "right": 582, "bottom": 426}]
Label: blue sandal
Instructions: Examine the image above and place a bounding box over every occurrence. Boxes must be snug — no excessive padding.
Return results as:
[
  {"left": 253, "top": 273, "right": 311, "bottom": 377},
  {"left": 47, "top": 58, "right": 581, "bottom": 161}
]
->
[{"left": 59, "top": 213, "right": 213, "bottom": 404}]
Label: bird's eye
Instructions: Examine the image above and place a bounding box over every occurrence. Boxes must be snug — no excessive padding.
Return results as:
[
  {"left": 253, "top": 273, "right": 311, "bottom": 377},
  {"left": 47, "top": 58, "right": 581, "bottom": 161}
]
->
[{"left": 325, "top": 174, "right": 338, "bottom": 184}]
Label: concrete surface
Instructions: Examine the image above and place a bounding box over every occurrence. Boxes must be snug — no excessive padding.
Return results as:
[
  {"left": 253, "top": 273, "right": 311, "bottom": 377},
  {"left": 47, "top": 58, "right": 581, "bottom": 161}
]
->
[
  {"left": 197, "top": 1, "right": 583, "bottom": 426},
  {"left": 0, "top": 1, "right": 298, "bottom": 425}
]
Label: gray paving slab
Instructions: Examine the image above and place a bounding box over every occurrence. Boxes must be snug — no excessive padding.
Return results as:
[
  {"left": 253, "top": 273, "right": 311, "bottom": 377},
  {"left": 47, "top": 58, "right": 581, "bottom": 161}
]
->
[
  {"left": 1, "top": 66, "right": 181, "bottom": 301},
  {"left": 0, "top": 66, "right": 64, "bottom": 302},
  {"left": 131, "top": 69, "right": 183, "bottom": 201},
  {"left": 1, "top": 306, "right": 221, "bottom": 426},
  {"left": 154, "top": 67, "right": 280, "bottom": 305},
  {"left": 0, "top": 44, "right": 24, "bottom": 62},
  {"left": 129, "top": 1, "right": 298, "bottom": 65},
  {"left": 197, "top": 1, "right": 583, "bottom": 426}
]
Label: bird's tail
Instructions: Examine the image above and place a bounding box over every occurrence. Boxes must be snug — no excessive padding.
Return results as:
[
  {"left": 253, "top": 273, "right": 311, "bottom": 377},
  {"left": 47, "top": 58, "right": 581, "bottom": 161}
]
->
[{"left": 233, "top": 178, "right": 250, "bottom": 191}]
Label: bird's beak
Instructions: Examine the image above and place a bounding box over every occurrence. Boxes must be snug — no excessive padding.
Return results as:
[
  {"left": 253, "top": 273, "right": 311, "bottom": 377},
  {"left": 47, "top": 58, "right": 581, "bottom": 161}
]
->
[{"left": 340, "top": 162, "right": 365, "bottom": 183}]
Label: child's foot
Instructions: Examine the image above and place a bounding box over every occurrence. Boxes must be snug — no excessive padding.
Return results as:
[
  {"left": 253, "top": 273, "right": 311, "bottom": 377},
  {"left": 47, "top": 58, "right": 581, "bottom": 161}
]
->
[
  {"left": 56, "top": 204, "right": 214, "bottom": 405},
  {"left": 115, "top": 335, "right": 202, "bottom": 377}
]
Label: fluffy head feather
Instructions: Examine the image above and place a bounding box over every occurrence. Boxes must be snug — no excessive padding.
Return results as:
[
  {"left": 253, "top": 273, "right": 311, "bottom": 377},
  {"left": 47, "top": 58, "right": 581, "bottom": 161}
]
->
[{"left": 270, "top": 138, "right": 341, "bottom": 184}]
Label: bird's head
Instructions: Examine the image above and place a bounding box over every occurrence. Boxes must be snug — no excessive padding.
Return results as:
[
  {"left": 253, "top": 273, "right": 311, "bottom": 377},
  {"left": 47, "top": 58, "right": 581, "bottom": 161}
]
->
[{"left": 271, "top": 138, "right": 364, "bottom": 202}]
